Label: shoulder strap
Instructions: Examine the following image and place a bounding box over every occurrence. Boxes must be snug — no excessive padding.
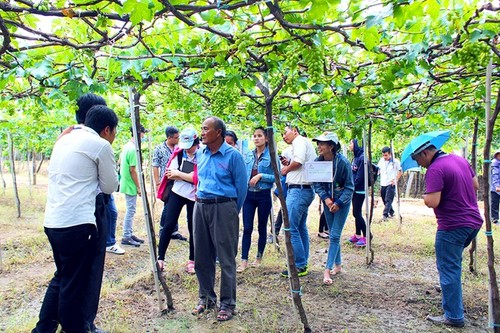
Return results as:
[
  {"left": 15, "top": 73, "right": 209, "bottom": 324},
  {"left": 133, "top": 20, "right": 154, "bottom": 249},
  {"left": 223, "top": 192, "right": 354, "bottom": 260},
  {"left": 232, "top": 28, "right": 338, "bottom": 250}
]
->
[{"left": 177, "top": 149, "right": 184, "bottom": 170}]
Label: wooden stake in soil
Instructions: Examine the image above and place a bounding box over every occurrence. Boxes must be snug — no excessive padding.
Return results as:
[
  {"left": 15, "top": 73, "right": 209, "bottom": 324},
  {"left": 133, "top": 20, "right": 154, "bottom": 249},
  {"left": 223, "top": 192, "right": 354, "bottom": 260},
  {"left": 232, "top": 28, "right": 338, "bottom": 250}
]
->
[
  {"left": 469, "top": 117, "right": 479, "bottom": 273},
  {"left": 7, "top": 132, "right": 21, "bottom": 218},
  {"left": 128, "top": 88, "right": 174, "bottom": 313},
  {"left": 254, "top": 74, "right": 311, "bottom": 333},
  {"left": 482, "top": 60, "right": 500, "bottom": 332}
]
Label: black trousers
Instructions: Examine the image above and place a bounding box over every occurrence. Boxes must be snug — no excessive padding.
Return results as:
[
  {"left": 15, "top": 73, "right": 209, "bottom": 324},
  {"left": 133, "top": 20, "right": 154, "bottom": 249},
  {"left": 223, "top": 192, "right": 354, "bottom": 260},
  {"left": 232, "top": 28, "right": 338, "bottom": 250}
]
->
[
  {"left": 158, "top": 191, "right": 194, "bottom": 262},
  {"left": 33, "top": 194, "right": 107, "bottom": 333},
  {"left": 352, "top": 192, "right": 367, "bottom": 237},
  {"left": 33, "top": 223, "right": 98, "bottom": 333},
  {"left": 83, "top": 194, "right": 108, "bottom": 331},
  {"left": 381, "top": 185, "right": 395, "bottom": 218}
]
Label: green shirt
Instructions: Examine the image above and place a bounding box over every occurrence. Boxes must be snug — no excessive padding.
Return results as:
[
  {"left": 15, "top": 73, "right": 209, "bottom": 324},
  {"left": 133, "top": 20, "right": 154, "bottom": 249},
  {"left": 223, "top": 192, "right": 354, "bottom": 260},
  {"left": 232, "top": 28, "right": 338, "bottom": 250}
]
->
[{"left": 119, "top": 141, "right": 138, "bottom": 195}]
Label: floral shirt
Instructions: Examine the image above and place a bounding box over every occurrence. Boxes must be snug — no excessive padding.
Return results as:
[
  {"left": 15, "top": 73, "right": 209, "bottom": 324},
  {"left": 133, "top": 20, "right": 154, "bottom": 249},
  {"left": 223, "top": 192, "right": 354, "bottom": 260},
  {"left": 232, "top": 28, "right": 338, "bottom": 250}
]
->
[{"left": 152, "top": 141, "right": 174, "bottom": 179}]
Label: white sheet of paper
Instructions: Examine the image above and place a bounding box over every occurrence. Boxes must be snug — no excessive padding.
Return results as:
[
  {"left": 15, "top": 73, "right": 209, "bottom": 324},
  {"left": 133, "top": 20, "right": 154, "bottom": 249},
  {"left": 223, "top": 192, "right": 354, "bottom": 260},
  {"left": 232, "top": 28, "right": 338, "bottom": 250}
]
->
[{"left": 305, "top": 161, "right": 333, "bottom": 182}]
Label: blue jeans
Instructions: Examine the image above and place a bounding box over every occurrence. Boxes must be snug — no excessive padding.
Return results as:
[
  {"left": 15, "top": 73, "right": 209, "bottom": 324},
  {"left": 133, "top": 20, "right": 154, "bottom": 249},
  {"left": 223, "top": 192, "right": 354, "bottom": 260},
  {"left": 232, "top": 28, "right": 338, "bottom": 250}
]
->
[
  {"left": 324, "top": 200, "right": 351, "bottom": 269},
  {"left": 286, "top": 188, "right": 314, "bottom": 268},
  {"left": 435, "top": 227, "right": 479, "bottom": 323},
  {"left": 106, "top": 194, "right": 118, "bottom": 247},
  {"left": 123, "top": 194, "right": 137, "bottom": 238},
  {"left": 241, "top": 189, "right": 272, "bottom": 260}
]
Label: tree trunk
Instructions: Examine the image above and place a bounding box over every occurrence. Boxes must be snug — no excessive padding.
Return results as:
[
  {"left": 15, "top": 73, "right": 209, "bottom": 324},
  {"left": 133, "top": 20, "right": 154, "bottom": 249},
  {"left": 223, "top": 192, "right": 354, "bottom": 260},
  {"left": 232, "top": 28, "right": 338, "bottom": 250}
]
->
[
  {"left": 7, "top": 132, "right": 21, "bottom": 218},
  {"left": 0, "top": 142, "right": 6, "bottom": 194},
  {"left": 469, "top": 117, "right": 479, "bottom": 273},
  {"left": 32, "top": 150, "right": 37, "bottom": 186},
  {"left": 36, "top": 153, "right": 45, "bottom": 174},
  {"left": 405, "top": 172, "right": 414, "bottom": 198},
  {"left": 483, "top": 77, "right": 500, "bottom": 332},
  {"left": 27, "top": 150, "right": 32, "bottom": 195},
  {"left": 255, "top": 75, "right": 311, "bottom": 333},
  {"left": 129, "top": 88, "right": 174, "bottom": 312}
]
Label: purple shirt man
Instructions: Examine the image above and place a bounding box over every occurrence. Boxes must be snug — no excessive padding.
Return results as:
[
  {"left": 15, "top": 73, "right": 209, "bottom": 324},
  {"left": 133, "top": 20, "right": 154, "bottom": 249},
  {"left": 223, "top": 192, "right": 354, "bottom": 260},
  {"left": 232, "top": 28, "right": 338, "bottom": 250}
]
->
[
  {"left": 411, "top": 143, "right": 483, "bottom": 328},
  {"left": 425, "top": 154, "right": 483, "bottom": 231}
]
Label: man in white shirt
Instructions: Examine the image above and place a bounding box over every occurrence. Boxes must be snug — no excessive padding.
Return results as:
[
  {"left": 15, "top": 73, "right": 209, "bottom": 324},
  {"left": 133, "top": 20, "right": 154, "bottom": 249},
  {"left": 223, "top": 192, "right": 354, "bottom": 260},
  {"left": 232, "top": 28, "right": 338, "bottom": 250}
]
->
[
  {"left": 377, "top": 146, "right": 402, "bottom": 221},
  {"left": 32, "top": 105, "right": 119, "bottom": 333},
  {"left": 280, "top": 125, "right": 317, "bottom": 277}
]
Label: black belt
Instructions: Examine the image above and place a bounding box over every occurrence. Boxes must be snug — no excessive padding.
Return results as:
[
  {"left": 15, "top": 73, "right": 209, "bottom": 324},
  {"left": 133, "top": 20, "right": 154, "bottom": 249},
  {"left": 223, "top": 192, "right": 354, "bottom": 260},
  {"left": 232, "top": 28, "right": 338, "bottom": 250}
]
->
[
  {"left": 196, "top": 197, "right": 235, "bottom": 204},
  {"left": 288, "top": 184, "right": 311, "bottom": 189}
]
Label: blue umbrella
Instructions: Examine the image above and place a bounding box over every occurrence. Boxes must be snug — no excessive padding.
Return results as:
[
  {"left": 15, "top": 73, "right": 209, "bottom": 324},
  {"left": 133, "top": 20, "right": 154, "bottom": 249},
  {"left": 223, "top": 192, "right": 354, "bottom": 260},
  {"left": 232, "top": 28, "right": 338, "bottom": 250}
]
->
[{"left": 401, "top": 130, "right": 451, "bottom": 171}]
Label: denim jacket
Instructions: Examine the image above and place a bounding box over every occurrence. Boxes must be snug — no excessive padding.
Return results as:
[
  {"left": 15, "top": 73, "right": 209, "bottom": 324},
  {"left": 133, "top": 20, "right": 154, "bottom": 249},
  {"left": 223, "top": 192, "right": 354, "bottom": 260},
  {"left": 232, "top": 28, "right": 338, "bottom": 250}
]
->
[
  {"left": 244, "top": 145, "right": 275, "bottom": 191},
  {"left": 312, "top": 153, "right": 354, "bottom": 207}
]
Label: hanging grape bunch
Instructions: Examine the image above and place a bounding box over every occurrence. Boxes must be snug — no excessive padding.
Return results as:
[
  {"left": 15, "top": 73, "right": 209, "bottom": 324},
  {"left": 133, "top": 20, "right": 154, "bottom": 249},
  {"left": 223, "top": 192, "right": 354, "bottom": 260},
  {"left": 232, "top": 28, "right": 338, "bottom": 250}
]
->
[
  {"left": 456, "top": 42, "right": 491, "bottom": 71},
  {"left": 284, "top": 44, "right": 301, "bottom": 72},
  {"left": 304, "top": 45, "right": 324, "bottom": 83},
  {"left": 209, "top": 84, "right": 240, "bottom": 116},
  {"left": 234, "top": 33, "right": 254, "bottom": 55}
]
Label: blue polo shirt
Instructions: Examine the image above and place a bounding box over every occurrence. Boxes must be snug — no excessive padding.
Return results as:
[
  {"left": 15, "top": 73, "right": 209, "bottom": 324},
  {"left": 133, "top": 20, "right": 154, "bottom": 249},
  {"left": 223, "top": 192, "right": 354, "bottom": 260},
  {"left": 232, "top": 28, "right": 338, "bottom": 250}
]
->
[{"left": 196, "top": 141, "right": 248, "bottom": 211}]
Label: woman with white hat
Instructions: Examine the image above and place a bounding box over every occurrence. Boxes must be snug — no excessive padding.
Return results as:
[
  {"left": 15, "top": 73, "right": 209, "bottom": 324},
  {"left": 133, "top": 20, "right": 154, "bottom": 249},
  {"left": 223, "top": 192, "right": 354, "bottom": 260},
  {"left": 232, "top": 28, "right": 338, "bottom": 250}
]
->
[{"left": 311, "top": 132, "right": 354, "bottom": 285}]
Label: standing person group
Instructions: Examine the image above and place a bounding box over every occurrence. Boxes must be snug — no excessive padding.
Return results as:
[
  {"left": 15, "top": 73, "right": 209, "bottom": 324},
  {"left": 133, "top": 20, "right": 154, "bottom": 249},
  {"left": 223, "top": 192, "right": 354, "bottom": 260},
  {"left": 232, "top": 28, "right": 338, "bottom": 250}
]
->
[
  {"left": 33, "top": 104, "right": 119, "bottom": 333},
  {"left": 410, "top": 142, "right": 483, "bottom": 328},
  {"left": 192, "top": 116, "right": 247, "bottom": 321},
  {"left": 279, "top": 124, "right": 317, "bottom": 277},
  {"left": 347, "top": 139, "right": 368, "bottom": 247},
  {"left": 377, "top": 146, "right": 402, "bottom": 221},
  {"left": 311, "top": 132, "right": 353, "bottom": 285},
  {"left": 157, "top": 128, "right": 199, "bottom": 274},
  {"left": 119, "top": 126, "right": 147, "bottom": 247},
  {"left": 237, "top": 127, "right": 275, "bottom": 272}
]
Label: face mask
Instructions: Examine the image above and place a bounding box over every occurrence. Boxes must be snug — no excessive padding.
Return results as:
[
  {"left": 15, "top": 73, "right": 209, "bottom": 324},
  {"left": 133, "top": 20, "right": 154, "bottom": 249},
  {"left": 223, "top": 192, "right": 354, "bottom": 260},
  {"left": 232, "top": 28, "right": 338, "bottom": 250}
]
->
[{"left": 141, "top": 137, "right": 148, "bottom": 143}]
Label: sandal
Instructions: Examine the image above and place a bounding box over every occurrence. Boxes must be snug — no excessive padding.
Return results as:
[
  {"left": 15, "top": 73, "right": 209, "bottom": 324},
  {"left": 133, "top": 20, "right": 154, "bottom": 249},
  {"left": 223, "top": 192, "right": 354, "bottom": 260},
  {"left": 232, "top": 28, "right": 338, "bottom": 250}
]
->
[
  {"left": 236, "top": 260, "right": 248, "bottom": 273},
  {"left": 217, "top": 307, "right": 235, "bottom": 321},
  {"left": 186, "top": 260, "right": 195, "bottom": 274},
  {"left": 332, "top": 265, "right": 342, "bottom": 275},
  {"left": 251, "top": 258, "right": 262, "bottom": 267},
  {"left": 318, "top": 232, "right": 329, "bottom": 239},
  {"left": 192, "top": 299, "right": 215, "bottom": 315},
  {"left": 323, "top": 270, "right": 333, "bottom": 285}
]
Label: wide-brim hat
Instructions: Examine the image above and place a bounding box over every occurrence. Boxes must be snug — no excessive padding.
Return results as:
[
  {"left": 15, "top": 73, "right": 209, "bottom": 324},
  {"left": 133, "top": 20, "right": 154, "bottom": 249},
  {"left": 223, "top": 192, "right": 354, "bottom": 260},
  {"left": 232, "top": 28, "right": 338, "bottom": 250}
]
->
[{"left": 312, "top": 132, "right": 339, "bottom": 145}]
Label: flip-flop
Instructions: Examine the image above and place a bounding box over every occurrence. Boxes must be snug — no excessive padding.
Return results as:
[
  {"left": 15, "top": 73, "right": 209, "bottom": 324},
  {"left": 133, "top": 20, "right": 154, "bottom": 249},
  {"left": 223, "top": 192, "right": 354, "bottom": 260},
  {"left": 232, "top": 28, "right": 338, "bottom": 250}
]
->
[
  {"left": 323, "top": 277, "right": 333, "bottom": 285},
  {"left": 217, "top": 308, "right": 234, "bottom": 321}
]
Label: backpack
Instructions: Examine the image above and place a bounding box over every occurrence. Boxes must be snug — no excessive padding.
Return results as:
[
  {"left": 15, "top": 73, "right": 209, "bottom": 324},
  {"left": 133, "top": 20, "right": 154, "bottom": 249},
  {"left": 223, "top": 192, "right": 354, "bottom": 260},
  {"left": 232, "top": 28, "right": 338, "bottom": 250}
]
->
[
  {"left": 157, "top": 151, "right": 184, "bottom": 203},
  {"left": 368, "top": 162, "right": 379, "bottom": 187}
]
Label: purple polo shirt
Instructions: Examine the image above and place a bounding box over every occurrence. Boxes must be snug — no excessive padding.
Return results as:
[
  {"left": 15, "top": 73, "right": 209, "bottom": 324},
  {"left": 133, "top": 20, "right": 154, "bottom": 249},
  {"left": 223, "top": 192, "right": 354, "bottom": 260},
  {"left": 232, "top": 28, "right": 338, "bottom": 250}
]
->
[{"left": 425, "top": 154, "right": 483, "bottom": 231}]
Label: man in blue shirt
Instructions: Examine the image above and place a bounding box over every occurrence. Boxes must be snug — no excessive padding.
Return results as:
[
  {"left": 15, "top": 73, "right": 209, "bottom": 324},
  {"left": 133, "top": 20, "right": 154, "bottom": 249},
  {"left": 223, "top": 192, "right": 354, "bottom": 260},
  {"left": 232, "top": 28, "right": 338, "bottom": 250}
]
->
[{"left": 192, "top": 116, "right": 248, "bottom": 322}]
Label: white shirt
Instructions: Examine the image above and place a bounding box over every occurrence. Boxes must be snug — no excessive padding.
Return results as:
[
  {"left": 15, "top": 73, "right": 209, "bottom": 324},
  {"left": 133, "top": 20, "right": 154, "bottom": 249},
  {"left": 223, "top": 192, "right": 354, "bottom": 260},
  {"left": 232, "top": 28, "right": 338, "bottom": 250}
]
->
[
  {"left": 286, "top": 135, "right": 317, "bottom": 185},
  {"left": 171, "top": 152, "right": 196, "bottom": 201},
  {"left": 44, "top": 126, "right": 119, "bottom": 228},
  {"left": 377, "top": 157, "right": 401, "bottom": 187}
]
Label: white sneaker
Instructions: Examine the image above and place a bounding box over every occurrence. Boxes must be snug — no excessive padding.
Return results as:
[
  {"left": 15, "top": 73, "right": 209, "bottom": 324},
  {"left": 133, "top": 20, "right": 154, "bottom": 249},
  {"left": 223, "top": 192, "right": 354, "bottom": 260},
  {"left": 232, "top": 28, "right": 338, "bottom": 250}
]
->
[{"left": 106, "top": 245, "right": 125, "bottom": 255}]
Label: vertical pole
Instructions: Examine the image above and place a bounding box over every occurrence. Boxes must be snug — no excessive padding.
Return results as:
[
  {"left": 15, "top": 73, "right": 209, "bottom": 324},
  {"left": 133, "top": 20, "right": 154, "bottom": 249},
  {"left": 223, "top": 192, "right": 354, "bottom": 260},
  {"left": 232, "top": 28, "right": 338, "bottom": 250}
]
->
[
  {"left": 128, "top": 87, "right": 163, "bottom": 311},
  {"left": 363, "top": 130, "right": 370, "bottom": 264},
  {"left": 390, "top": 141, "right": 402, "bottom": 229}
]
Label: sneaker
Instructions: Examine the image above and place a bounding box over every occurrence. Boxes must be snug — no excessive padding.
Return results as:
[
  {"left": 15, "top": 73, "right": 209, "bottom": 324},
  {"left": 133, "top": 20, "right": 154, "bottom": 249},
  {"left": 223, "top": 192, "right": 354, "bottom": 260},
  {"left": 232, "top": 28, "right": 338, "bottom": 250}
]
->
[
  {"left": 171, "top": 232, "right": 187, "bottom": 241},
  {"left": 131, "top": 235, "right": 145, "bottom": 243},
  {"left": 493, "top": 219, "right": 499, "bottom": 225},
  {"left": 121, "top": 237, "right": 141, "bottom": 247},
  {"left": 426, "top": 314, "right": 464, "bottom": 328},
  {"left": 355, "top": 237, "right": 366, "bottom": 247},
  {"left": 281, "top": 266, "right": 308, "bottom": 278},
  {"left": 106, "top": 245, "right": 125, "bottom": 255},
  {"left": 347, "top": 235, "right": 360, "bottom": 243}
]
